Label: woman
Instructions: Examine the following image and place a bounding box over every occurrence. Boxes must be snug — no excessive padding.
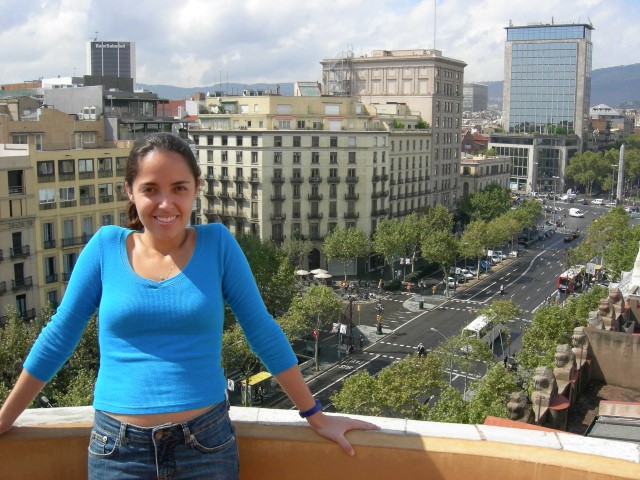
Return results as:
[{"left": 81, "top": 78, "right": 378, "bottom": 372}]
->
[{"left": 0, "top": 133, "right": 377, "bottom": 479}]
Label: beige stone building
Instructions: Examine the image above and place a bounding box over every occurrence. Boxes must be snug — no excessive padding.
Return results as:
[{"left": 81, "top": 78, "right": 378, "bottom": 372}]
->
[
  {"left": 190, "top": 95, "right": 431, "bottom": 272},
  {"left": 0, "top": 104, "right": 131, "bottom": 317},
  {"left": 459, "top": 154, "right": 512, "bottom": 197},
  {"left": 320, "top": 49, "right": 465, "bottom": 209}
]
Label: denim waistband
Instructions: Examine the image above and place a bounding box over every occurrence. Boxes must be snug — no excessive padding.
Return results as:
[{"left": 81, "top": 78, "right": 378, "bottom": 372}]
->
[{"left": 93, "top": 401, "right": 229, "bottom": 445}]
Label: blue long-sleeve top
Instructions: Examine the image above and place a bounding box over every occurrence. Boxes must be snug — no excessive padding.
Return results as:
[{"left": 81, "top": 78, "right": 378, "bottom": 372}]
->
[{"left": 23, "top": 224, "right": 297, "bottom": 414}]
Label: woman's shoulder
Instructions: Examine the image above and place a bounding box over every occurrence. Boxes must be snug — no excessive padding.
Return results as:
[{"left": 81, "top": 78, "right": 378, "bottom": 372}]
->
[{"left": 92, "top": 225, "right": 132, "bottom": 245}]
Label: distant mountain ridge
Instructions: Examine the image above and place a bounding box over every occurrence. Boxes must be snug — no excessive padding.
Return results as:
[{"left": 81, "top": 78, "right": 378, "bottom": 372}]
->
[{"left": 139, "top": 64, "right": 640, "bottom": 109}]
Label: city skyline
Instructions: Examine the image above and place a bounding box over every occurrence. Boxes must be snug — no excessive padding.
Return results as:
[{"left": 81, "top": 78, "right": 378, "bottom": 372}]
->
[{"left": 1, "top": 0, "right": 639, "bottom": 88}]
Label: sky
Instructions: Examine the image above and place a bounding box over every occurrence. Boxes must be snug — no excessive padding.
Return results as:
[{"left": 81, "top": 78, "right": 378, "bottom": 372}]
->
[{"left": 1, "top": 0, "right": 639, "bottom": 88}]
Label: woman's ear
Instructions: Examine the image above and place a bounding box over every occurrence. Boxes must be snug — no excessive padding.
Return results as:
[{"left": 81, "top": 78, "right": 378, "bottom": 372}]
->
[{"left": 125, "top": 183, "right": 134, "bottom": 202}]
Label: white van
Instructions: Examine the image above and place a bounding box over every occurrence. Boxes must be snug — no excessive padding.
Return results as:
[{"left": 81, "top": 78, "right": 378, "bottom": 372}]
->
[
  {"left": 591, "top": 198, "right": 604, "bottom": 205},
  {"left": 569, "top": 208, "right": 584, "bottom": 218}
]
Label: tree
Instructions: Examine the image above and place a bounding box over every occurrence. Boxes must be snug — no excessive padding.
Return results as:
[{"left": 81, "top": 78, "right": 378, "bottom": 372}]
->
[
  {"left": 323, "top": 226, "right": 370, "bottom": 280},
  {"left": 478, "top": 300, "right": 523, "bottom": 355},
  {"left": 457, "top": 184, "right": 512, "bottom": 224},
  {"left": 466, "top": 364, "right": 520, "bottom": 423},
  {"left": 236, "top": 234, "right": 297, "bottom": 316},
  {"left": 426, "top": 387, "right": 469, "bottom": 423},
  {"left": 280, "top": 237, "right": 313, "bottom": 269},
  {"left": 421, "top": 230, "right": 458, "bottom": 296},
  {"left": 564, "top": 150, "right": 610, "bottom": 196},
  {"left": 332, "top": 353, "right": 445, "bottom": 420},
  {"left": 400, "top": 213, "right": 427, "bottom": 275},
  {"left": 372, "top": 218, "right": 404, "bottom": 279},
  {"left": 287, "top": 285, "right": 344, "bottom": 370},
  {"left": 416, "top": 120, "right": 430, "bottom": 129},
  {"left": 459, "top": 220, "right": 489, "bottom": 279}
]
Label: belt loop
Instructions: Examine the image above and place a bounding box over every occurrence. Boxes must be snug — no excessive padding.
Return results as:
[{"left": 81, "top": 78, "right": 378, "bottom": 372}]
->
[
  {"left": 118, "top": 422, "right": 127, "bottom": 447},
  {"left": 181, "top": 422, "right": 193, "bottom": 445}
]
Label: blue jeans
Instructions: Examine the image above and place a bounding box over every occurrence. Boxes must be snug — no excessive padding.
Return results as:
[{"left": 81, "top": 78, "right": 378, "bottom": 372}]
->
[{"left": 88, "top": 401, "right": 239, "bottom": 479}]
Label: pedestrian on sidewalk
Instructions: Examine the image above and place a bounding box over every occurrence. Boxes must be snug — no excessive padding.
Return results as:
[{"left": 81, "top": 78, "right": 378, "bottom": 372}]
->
[{"left": 417, "top": 343, "right": 426, "bottom": 358}]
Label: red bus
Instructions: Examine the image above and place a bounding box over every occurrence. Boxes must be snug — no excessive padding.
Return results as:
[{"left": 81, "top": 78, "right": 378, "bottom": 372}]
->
[{"left": 557, "top": 266, "right": 585, "bottom": 293}]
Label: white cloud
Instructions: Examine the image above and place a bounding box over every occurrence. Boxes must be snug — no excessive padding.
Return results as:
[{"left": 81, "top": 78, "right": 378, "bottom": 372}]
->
[{"left": 0, "top": 0, "right": 638, "bottom": 87}]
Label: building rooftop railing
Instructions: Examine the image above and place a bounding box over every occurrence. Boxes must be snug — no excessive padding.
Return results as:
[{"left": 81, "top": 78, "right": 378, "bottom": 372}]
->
[{"left": 2, "top": 406, "right": 639, "bottom": 480}]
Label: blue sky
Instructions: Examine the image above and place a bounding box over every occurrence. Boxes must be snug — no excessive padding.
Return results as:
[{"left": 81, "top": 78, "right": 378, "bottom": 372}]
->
[{"left": 1, "top": 0, "right": 638, "bottom": 87}]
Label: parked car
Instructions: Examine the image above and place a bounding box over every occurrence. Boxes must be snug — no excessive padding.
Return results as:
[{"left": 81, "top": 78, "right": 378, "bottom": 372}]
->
[
  {"left": 479, "top": 260, "right": 491, "bottom": 270},
  {"left": 491, "top": 255, "right": 503, "bottom": 264},
  {"left": 606, "top": 202, "right": 617, "bottom": 208},
  {"left": 443, "top": 277, "right": 457, "bottom": 289},
  {"left": 467, "top": 265, "right": 478, "bottom": 276},
  {"left": 591, "top": 198, "right": 604, "bottom": 205}
]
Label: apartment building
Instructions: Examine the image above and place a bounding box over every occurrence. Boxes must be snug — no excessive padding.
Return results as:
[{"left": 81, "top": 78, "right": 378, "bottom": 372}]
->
[
  {"left": 0, "top": 104, "right": 131, "bottom": 317},
  {"left": 320, "top": 49, "right": 465, "bottom": 210},
  {"left": 460, "top": 154, "right": 512, "bottom": 197},
  {"left": 189, "top": 94, "right": 432, "bottom": 272}
]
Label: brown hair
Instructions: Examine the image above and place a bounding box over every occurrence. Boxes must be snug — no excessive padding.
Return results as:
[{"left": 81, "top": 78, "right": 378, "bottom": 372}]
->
[{"left": 125, "top": 132, "right": 201, "bottom": 231}]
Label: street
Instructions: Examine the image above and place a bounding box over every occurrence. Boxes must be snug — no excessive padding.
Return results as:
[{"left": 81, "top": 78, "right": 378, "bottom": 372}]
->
[{"left": 267, "top": 202, "right": 603, "bottom": 411}]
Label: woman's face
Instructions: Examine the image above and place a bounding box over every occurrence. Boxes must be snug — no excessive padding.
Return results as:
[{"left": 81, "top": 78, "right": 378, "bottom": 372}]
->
[{"left": 126, "top": 149, "right": 200, "bottom": 240}]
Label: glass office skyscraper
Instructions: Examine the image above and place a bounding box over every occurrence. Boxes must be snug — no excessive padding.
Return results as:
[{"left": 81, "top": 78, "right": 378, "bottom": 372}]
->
[{"left": 502, "top": 23, "right": 593, "bottom": 141}]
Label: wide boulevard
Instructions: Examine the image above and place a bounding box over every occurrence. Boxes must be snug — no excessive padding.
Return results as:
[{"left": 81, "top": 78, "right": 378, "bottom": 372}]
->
[{"left": 268, "top": 201, "right": 620, "bottom": 412}]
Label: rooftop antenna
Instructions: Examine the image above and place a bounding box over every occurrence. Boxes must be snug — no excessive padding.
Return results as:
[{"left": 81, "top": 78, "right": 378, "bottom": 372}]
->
[
  {"left": 433, "top": 0, "right": 437, "bottom": 49},
  {"left": 94, "top": 31, "right": 98, "bottom": 41}
]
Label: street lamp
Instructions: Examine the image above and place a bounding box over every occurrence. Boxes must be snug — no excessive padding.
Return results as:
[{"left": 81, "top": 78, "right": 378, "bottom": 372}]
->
[{"left": 430, "top": 327, "right": 456, "bottom": 386}]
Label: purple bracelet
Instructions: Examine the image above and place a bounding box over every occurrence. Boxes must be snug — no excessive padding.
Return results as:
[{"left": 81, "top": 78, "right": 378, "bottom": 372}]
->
[{"left": 299, "top": 399, "right": 322, "bottom": 418}]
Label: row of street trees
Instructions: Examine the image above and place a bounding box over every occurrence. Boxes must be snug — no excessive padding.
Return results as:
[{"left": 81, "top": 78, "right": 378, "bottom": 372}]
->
[{"left": 565, "top": 134, "right": 640, "bottom": 197}]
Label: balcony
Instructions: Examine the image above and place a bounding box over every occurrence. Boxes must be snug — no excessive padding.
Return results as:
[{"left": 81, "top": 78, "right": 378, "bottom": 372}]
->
[
  {"left": 80, "top": 196, "right": 96, "bottom": 206},
  {"left": 79, "top": 171, "right": 95, "bottom": 180},
  {"left": 232, "top": 193, "right": 244, "bottom": 201},
  {"left": 371, "top": 208, "right": 389, "bottom": 217},
  {"left": 271, "top": 194, "right": 286, "bottom": 201},
  {"left": 0, "top": 281, "right": 6, "bottom": 295},
  {"left": 371, "top": 190, "right": 389, "bottom": 198},
  {"left": 98, "top": 169, "right": 113, "bottom": 178},
  {"left": 60, "top": 199, "right": 77, "bottom": 208},
  {"left": 248, "top": 175, "right": 261, "bottom": 183},
  {"left": 219, "top": 175, "right": 231, "bottom": 182},
  {"left": 204, "top": 189, "right": 216, "bottom": 199},
  {"left": 344, "top": 212, "right": 359, "bottom": 219},
  {"left": 218, "top": 191, "right": 231, "bottom": 199},
  {"left": 308, "top": 176, "right": 323, "bottom": 184},
  {"left": 232, "top": 210, "right": 246, "bottom": 219},
  {"left": 372, "top": 175, "right": 382, "bottom": 182},
  {"left": 11, "top": 276, "right": 33, "bottom": 291},
  {"left": 327, "top": 176, "right": 341, "bottom": 183},
  {"left": 272, "top": 176, "right": 286, "bottom": 184},
  {"left": 344, "top": 193, "right": 360, "bottom": 200},
  {"left": 61, "top": 235, "right": 92, "bottom": 248},
  {"left": 308, "top": 193, "right": 323, "bottom": 201},
  {"left": 4, "top": 377, "right": 640, "bottom": 480},
  {"left": 10, "top": 245, "right": 30, "bottom": 259},
  {"left": 233, "top": 176, "right": 245, "bottom": 182},
  {"left": 346, "top": 176, "right": 359, "bottom": 183},
  {"left": 270, "top": 213, "right": 286, "bottom": 221},
  {"left": 99, "top": 195, "right": 114, "bottom": 204},
  {"left": 216, "top": 210, "right": 233, "bottom": 218},
  {"left": 37, "top": 174, "right": 55, "bottom": 183},
  {"left": 39, "top": 202, "right": 56, "bottom": 211},
  {"left": 307, "top": 212, "right": 323, "bottom": 219},
  {"left": 45, "top": 273, "right": 58, "bottom": 284}
]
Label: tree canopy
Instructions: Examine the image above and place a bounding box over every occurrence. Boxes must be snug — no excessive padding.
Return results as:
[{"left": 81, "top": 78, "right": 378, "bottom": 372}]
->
[{"left": 323, "top": 226, "right": 370, "bottom": 280}]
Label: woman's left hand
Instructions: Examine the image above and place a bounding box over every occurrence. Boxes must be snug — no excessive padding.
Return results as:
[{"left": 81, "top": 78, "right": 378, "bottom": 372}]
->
[{"left": 305, "top": 412, "right": 380, "bottom": 456}]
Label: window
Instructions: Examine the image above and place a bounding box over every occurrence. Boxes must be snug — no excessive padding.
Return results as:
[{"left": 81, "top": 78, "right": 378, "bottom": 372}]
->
[
  {"left": 348, "top": 152, "right": 356, "bottom": 164},
  {"left": 297, "top": 120, "right": 306, "bottom": 129},
  {"left": 58, "top": 159, "right": 75, "bottom": 180},
  {"left": 43, "top": 222, "right": 55, "bottom": 249},
  {"left": 37, "top": 161, "right": 55, "bottom": 179},
  {"left": 278, "top": 120, "right": 290, "bottom": 130},
  {"left": 274, "top": 136, "right": 282, "bottom": 147},
  {"left": 311, "top": 152, "right": 320, "bottom": 164},
  {"left": 330, "top": 136, "right": 338, "bottom": 147},
  {"left": 35, "top": 134, "right": 43, "bottom": 151},
  {"left": 236, "top": 151, "right": 243, "bottom": 163},
  {"left": 12, "top": 134, "right": 27, "bottom": 144},
  {"left": 292, "top": 183, "right": 301, "bottom": 199},
  {"left": 293, "top": 136, "right": 301, "bottom": 147},
  {"left": 292, "top": 202, "right": 301, "bottom": 218},
  {"left": 221, "top": 151, "right": 228, "bottom": 163},
  {"left": 45, "top": 256, "right": 56, "bottom": 283},
  {"left": 251, "top": 151, "right": 258, "bottom": 164},
  {"left": 293, "top": 152, "right": 301, "bottom": 164},
  {"left": 330, "top": 184, "right": 337, "bottom": 198},
  {"left": 251, "top": 136, "right": 258, "bottom": 146},
  {"left": 329, "top": 152, "right": 338, "bottom": 164},
  {"left": 311, "top": 136, "right": 320, "bottom": 147},
  {"left": 102, "top": 214, "right": 114, "bottom": 226},
  {"left": 47, "top": 290, "right": 59, "bottom": 308},
  {"left": 236, "top": 136, "right": 243, "bottom": 146},
  {"left": 59, "top": 186, "right": 76, "bottom": 202},
  {"left": 329, "top": 201, "right": 337, "bottom": 218},
  {"left": 38, "top": 188, "right": 55, "bottom": 204},
  {"left": 98, "top": 183, "right": 113, "bottom": 202},
  {"left": 221, "top": 135, "right": 228, "bottom": 146},
  {"left": 79, "top": 158, "right": 94, "bottom": 179},
  {"left": 274, "top": 152, "right": 282, "bottom": 164},
  {"left": 8, "top": 170, "right": 23, "bottom": 195}
]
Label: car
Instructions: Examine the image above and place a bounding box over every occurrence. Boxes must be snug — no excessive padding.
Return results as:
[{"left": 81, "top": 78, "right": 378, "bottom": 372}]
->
[
  {"left": 579, "top": 198, "right": 589, "bottom": 205},
  {"left": 443, "top": 277, "right": 457, "bottom": 289},
  {"left": 591, "top": 198, "right": 604, "bottom": 205},
  {"left": 491, "top": 255, "right": 502, "bottom": 264},
  {"left": 569, "top": 208, "right": 585, "bottom": 218},
  {"left": 467, "top": 266, "right": 478, "bottom": 276},
  {"left": 605, "top": 202, "right": 617, "bottom": 208},
  {"left": 479, "top": 260, "right": 491, "bottom": 270}
]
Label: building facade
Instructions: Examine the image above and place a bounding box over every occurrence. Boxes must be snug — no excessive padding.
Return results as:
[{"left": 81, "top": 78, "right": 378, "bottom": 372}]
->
[
  {"left": 86, "top": 41, "right": 136, "bottom": 85},
  {"left": 320, "top": 49, "right": 465, "bottom": 210},
  {"left": 489, "top": 134, "right": 580, "bottom": 193},
  {"left": 189, "top": 94, "right": 432, "bottom": 272},
  {"left": 459, "top": 154, "right": 512, "bottom": 197},
  {"left": 502, "top": 23, "right": 593, "bottom": 142},
  {"left": 463, "top": 83, "right": 488, "bottom": 113}
]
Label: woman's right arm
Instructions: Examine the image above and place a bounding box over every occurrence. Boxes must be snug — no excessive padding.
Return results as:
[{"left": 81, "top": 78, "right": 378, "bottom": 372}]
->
[{"left": 0, "top": 370, "right": 46, "bottom": 435}]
